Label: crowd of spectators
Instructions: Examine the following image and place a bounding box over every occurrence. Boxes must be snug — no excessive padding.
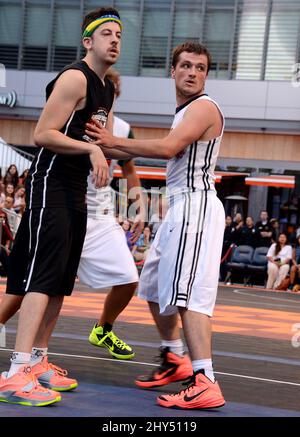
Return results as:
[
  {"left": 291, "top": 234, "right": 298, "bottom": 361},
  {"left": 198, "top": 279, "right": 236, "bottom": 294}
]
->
[
  {"left": 1, "top": 163, "right": 299, "bottom": 293},
  {"left": 0, "top": 165, "right": 29, "bottom": 276},
  {"left": 222, "top": 210, "right": 300, "bottom": 291}
]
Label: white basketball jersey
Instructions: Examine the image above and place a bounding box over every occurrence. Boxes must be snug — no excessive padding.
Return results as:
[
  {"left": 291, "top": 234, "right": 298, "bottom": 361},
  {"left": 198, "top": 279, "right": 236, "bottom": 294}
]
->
[
  {"left": 167, "top": 95, "right": 224, "bottom": 196},
  {"left": 86, "top": 116, "right": 131, "bottom": 219}
]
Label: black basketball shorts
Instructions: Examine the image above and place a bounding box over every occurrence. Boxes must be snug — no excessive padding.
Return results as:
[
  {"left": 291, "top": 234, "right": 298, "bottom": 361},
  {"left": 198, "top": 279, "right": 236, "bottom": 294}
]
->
[{"left": 6, "top": 207, "right": 87, "bottom": 297}]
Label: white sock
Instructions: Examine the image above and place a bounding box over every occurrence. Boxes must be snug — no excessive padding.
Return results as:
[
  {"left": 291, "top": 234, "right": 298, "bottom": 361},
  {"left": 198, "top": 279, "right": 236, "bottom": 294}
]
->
[
  {"left": 192, "top": 359, "right": 215, "bottom": 382},
  {"left": 7, "top": 352, "right": 31, "bottom": 378},
  {"left": 161, "top": 339, "right": 185, "bottom": 357},
  {"left": 31, "top": 347, "right": 48, "bottom": 366}
]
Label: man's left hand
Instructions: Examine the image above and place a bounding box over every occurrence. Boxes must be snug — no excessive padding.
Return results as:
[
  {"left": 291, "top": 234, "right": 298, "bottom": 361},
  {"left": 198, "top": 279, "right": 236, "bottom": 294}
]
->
[
  {"left": 130, "top": 214, "right": 145, "bottom": 243},
  {"left": 85, "top": 120, "right": 116, "bottom": 148}
]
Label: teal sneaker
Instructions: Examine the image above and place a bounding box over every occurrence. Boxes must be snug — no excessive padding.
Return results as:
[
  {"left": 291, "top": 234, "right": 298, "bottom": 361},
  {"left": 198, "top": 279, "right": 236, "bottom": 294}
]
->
[{"left": 89, "top": 324, "right": 135, "bottom": 360}]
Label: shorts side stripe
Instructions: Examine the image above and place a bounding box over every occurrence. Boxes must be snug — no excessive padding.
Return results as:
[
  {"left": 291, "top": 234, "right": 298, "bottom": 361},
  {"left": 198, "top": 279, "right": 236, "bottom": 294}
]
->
[
  {"left": 170, "top": 193, "right": 190, "bottom": 306},
  {"left": 25, "top": 208, "right": 45, "bottom": 292},
  {"left": 171, "top": 193, "right": 191, "bottom": 306},
  {"left": 186, "top": 190, "right": 208, "bottom": 306}
]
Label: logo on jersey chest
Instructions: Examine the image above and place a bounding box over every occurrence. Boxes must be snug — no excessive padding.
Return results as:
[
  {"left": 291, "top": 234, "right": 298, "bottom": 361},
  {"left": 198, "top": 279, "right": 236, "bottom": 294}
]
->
[{"left": 83, "top": 107, "right": 108, "bottom": 143}]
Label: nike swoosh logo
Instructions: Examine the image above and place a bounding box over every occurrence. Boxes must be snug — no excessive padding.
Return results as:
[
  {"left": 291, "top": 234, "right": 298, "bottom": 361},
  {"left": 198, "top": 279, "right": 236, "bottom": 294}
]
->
[
  {"left": 184, "top": 387, "right": 209, "bottom": 402},
  {"left": 155, "top": 368, "right": 176, "bottom": 380}
]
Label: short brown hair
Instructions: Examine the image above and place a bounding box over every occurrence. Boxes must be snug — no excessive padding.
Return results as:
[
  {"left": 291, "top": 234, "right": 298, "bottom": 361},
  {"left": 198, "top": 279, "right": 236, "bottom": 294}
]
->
[
  {"left": 106, "top": 67, "right": 121, "bottom": 98},
  {"left": 172, "top": 42, "right": 211, "bottom": 73},
  {"left": 82, "top": 7, "right": 121, "bottom": 34}
]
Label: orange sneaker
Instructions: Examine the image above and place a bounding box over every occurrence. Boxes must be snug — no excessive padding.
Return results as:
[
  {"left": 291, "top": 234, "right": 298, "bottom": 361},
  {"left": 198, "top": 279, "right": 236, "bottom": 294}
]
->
[
  {"left": 135, "top": 347, "right": 193, "bottom": 389},
  {"left": 0, "top": 365, "right": 61, "bottom": 407},
  {"left": 31, "top": 357, "right": 78, "bottom": 392},
  {"left": 157, "top": 369, "right": 225, "bottom": 409}
]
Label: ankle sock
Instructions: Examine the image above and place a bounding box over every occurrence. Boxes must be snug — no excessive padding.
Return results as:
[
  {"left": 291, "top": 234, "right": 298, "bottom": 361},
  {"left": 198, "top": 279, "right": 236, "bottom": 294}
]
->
[
  {"left": 31, "top": 347, "right": 48, "bottom": 366},
  {"left": 192, "top": 358, "right": 215, "bottom": 382},
  {"left": 161, "top": 339, "right": 185, "bottom": 357},
  {"left": 7, "top": 351, "right": 31, "bottom": 378}
]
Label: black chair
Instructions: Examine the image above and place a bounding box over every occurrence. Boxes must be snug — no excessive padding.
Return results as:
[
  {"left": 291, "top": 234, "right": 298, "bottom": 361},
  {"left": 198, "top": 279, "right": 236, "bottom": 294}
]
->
[
  {"left": 225, "top": 245, "right": 254, "bottom": 285},
  {"left": 247, "top": 246, "right": 268, "bottom": 286}
]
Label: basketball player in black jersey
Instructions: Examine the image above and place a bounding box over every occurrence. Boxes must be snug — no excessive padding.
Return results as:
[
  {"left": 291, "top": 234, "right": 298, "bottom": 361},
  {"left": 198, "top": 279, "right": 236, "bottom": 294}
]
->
[{"left": 0, "top": 7, "right": 130, "bottom": 406}]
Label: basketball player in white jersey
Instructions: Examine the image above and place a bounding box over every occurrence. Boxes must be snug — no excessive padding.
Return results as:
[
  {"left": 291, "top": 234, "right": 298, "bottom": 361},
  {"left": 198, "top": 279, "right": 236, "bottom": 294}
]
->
[
  {"left": 86, "top": 41, "right": 226, "bottom": 410},
  {"left": 78, "top": 68, "right": 144, "bottom": 360}
]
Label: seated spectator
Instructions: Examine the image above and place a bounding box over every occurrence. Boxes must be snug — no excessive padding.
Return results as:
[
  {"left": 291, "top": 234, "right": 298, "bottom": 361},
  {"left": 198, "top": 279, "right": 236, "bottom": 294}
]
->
[
  {"left": 3, "top": 164, "right": 19, "bottom": 188},
  {"left": 122, "top": 219, "right": 134, "bottom": 251},
  {"left": 13, "top": 185, "right": 26, "bottom": 214},
  {"left": 132, "top": 225, "right": 152, "bottom": 263},
  {"left": 239, "top": 216, "right": 258, "bottom": 248},
  {"left": 232, "top": 212, "right": 244, "bottom": 245},
  {"left": 266, "top": 233, "right": 292, "bottom": 289},
  {"left": 290, "top": 235, "right": 300, "bottom": 291},
  {"left": 255, "top": 210, "right": 273, "bottom": 247}
]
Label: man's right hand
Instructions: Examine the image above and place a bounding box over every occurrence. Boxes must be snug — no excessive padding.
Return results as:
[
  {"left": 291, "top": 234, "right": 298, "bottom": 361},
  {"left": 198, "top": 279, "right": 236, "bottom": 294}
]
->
[{"left": 89, "top": 145, "right": 109, "bottom": 188}]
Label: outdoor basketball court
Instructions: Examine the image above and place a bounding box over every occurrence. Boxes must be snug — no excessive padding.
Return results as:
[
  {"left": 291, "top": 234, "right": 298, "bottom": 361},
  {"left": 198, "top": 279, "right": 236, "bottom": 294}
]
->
[{"left": 0, "top": 280, "right": 299, "bottom": 418}]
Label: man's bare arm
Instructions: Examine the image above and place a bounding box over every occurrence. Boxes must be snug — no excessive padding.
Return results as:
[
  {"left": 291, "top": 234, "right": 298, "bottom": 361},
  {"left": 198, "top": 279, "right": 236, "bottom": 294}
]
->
[
  {"left": 34, "top": 70, "right": 95, "bottom": 155},
  {"left": 86, "top": 100, "right": 222, "bottom": 159},
  {"left": 34, "top": 69, "right": 108, "bottom": 188}
]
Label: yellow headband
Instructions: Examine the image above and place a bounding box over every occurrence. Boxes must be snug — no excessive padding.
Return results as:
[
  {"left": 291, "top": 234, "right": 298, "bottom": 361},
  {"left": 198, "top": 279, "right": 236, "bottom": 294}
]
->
[{"left": 82, "top": 15, "right": 122, "bottom": 38}]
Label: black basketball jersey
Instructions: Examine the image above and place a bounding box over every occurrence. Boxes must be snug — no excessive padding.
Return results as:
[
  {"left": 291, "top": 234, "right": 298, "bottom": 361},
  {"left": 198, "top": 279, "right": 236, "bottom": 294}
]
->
[{"left": 26, "top": 60, "right": 115, "bottom": 212}]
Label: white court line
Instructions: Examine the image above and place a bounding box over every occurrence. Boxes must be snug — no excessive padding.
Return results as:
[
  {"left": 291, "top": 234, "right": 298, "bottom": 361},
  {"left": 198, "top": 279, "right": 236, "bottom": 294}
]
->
[
  {"left": 233, "top": 289, "right": 300, "bottom": 304},
  {"left": 1, "top": 347, "right": 300, "bottom": 388}
]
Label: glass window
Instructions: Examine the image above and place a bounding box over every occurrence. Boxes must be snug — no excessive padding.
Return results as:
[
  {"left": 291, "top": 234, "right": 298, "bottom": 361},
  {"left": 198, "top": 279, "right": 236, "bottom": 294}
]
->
[
  {"left": 115, "top": 1, "right": 141, "bottom": 76},
  {"left": 0, "top": 3, "right": 22, "bottom": 68},
  {"left": 265, "top": 1, "right": 300, "bottom": 80},
  {"left": 52, "top": 5, "right": 81, "bottom": 70},
  {"left": 203, "top": 9, "right": 235, "bottom": 79},
  {"left": 235, "top": 0, "right": 269, "bottom": 80},
  {"left": 22, "top": 3, "right": 51, "bottom": 70},
  {"left": 139, "top": 2, "right": 172, "bottom": 77}
]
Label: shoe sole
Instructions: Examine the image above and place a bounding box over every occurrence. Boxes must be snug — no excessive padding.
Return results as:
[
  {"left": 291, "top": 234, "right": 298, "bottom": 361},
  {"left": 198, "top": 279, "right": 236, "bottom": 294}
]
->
[
  {"left": 157, "top": 397, "right": 225, "bottom": 409},
  {"left": 135, "top": 369, "right": 193, "bottom": 389},
  {"left": 39, "top": 381, "right": 78, "bottom": 392},
  {"left": 89, "top": 339, "right": 135, "bottom": 360},
  {"left": 0, "top": 395, "right": 61, "bottom": 407}
]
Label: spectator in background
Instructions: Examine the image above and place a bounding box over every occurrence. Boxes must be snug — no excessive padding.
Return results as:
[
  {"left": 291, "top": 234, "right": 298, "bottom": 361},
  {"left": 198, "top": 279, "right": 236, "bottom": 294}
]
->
[
  {"left": 255, "top": 210, "right": 273, "bottom": 247},
  {"left": 290, "top": 235, "right": 300, "bottom": 291},
  {"left": 239, "top": 216, "right": 258, "bottom": 248},
  {"left": 222, "top": 216, "right": 235, "bottom": 255},
  {"left": 13, "top": 185, "right": 26, "bottom": 214},
  {"left": 266, "top": 233, "right": 292, "bottom": 289},
  {"left": 132, "top": 225, "right": 152, "bottom": 263},
  {"left": 3, "top": 165, "right": 19, "bottom": 188},
  {"left": 0, "top": 246, "right": 8, "bottom": 277},
  {"left": 232, "top": 212, "right": 244, "bottom": 246},
  {"left": 122, "top": 219, "right": 134, "bottom": 251},
  {"left": 19, "top": 169, "right": 29, "bottom": 185},
  {"left": 220, "top": 215, "right": 236, "bottom": 281},
  {"left": 0, "top": 183, "right": 15, "bottom": 206},
  {"left": 270, "top": 218, "right": 280, "bottom": 243},
  {"left": 149, "top": 195, "right": 168, "bottom": 239}
]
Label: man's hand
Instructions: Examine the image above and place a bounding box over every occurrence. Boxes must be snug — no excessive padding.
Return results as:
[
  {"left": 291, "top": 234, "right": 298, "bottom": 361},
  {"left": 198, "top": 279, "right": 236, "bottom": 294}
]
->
[
  {"left": 130, "top": 213, "right": 145, "bottom": 243},
  {"left": 89, "top": 145, "right": 109, "bottom": 188},
  {"left": 85, "top": 120, "right": 116, "bottom": 148}
]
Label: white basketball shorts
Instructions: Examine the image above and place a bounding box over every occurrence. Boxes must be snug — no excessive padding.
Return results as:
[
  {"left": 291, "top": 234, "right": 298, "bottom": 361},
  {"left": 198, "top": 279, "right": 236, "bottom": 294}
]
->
[
  {"left": 138, "top": 190, "right": 225, "bottom": 317},
  {"left": 77, "top": 217, "right": 139, "bottom": 288}
]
